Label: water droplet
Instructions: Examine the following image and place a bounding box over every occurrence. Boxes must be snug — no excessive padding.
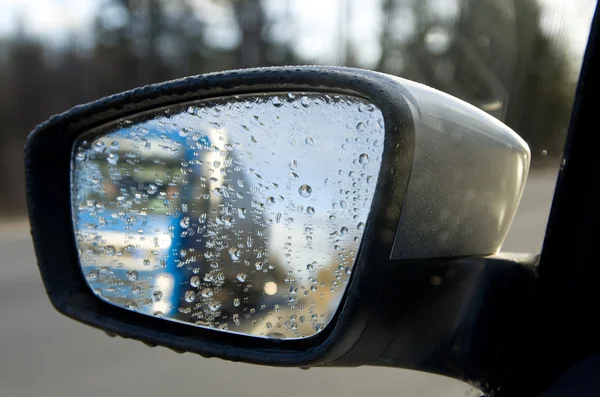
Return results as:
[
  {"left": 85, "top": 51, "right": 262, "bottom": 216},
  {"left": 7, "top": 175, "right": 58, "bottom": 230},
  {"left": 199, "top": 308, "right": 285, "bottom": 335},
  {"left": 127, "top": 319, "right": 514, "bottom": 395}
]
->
[
  {"left": 307, "top": 263, "right": 314, "bottom": 271},
  {"left": 233, "top": 298, "right": 241, "bottom": 307},
  {"left": 289, "top": 159, "right": 298, "bottom": 170},
  {"left": 359, "top": 153, "right": 369, "bottom": 165},
  {"left": 229, "top": 248, "right": 241, "bottom": 261},
  {"left": 329, "top": 215, "right": 336, "bottom": 221},
  {"left": 340, "top": 200, "right": 347, "bottom": 208},
  {"left": 357, "top": 222, "right": 365, "bottom": 230},
  {"left": 340, "top": 226, "right": 348, "bottom": 235},
  {"left": 143, "top": 259, "right": 151, "bottom": 266},
  {"left": 255, "top": 261, "right": 264, "bottom": 270},
  {"left": 306, "top": 206, "right": 315, "bottom": 215},
  {"left": 125, "top": 302, "right": 138, "bottom": 310},
  {"left": 238, "top": 208, "right": 247, "bottom": 218},
  {"left": 345, "top": 267, "right": 352, "bottom": 275},
  {"left": 305, "top": 137, "right": 314, "bottom": 145},
  {"left": 541, "top": 149, "right": 548, "bottom": 156},
  {"left": 288, "top": 172, "right": 299, "bottom": 179},
  {"left": 107, "top": 153, "right": 119, "bottom": 165},
  {"left": 271, "top": 96, "right": 284, "bottom": 107},
  {"left": 266, "top": 196, "right": 275, "bottom": 205},
  {"left": 190, "top": 275, "right": 201, "bottom": 287},
  {"left": 237, "top": 273, "right": 248, "bottom": 282},
  {"left": 147, "top": 184, "right": 157, "bottom": 194},
  {"left": 298, "top": 184, "right": 312, "bottom": 198},
  {"left": 184, "top": 290, "right": 196, "bottom": 302},
  {"left": 105, "top": 245, "right": 116, "bottom": 256},
  {"left": 366, "top": 176, "right": 374, "bottom": 184},
  {"left": 208, "top": 301, "right": 222, "bottom": 311},
  {"left": 301, "top": 96, "right": 311, "bottom": 107},
  {"left": 356, "top": 122, "right": 366, "bottom": 132},
  {"left": 180, "top": 216, "right": 190, "bottom": 228},
  {"left": 87, "top": 270, "right": 98, "bottom": 282},
  {"left": 201, "top": 288, "right": 214, "bottom": 298},
  {"left": 153, "top": 290, "right": 163, "bottom": 302},
  {"left": 127, "top": 270, "right": 138, "bottom": 281}
]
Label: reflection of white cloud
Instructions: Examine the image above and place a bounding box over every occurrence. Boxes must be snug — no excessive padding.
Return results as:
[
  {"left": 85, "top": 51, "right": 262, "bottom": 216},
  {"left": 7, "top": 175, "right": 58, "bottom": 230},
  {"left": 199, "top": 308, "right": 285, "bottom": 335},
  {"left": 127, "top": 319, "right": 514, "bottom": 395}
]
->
[{"left": 152, "top": 272, "right": 175, "bottom": 315}]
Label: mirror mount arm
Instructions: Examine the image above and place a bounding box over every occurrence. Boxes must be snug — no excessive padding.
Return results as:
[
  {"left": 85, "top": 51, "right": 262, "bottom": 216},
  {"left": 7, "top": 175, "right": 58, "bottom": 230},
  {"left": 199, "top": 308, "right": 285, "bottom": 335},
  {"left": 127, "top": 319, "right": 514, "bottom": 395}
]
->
[{"left": 327, "top": 254, "right": 538, "bottom": 393}]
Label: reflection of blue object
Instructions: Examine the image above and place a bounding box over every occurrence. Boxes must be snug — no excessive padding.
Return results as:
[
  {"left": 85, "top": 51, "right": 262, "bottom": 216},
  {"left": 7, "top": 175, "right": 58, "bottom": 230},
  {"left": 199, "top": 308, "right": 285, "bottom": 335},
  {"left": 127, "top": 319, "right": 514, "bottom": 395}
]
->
[{"left": 164, "top": 130, "right": 210, "bottom": 315}]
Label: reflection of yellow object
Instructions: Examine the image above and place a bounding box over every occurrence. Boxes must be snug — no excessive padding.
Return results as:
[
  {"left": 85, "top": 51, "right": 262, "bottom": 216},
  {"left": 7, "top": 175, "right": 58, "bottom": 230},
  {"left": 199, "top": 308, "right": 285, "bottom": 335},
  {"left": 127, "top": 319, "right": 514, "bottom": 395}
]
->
[{"left": 263, "top": 281, "right": 277, "bottom": 295}]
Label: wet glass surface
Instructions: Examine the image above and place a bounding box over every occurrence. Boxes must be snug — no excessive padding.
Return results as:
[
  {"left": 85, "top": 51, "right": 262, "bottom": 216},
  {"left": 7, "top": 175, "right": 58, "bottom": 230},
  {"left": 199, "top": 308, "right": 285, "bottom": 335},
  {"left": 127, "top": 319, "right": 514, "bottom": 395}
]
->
[{"left": 71, "top": 92, "right": 384, "bottom": 339}]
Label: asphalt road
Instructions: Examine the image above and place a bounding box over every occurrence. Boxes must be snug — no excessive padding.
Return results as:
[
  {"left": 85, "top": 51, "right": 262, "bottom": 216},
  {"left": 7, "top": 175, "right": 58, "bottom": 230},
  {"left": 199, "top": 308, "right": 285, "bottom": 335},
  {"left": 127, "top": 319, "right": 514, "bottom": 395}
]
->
[{"left": 0, "top": 169, "right": 558, "bottom": 397}]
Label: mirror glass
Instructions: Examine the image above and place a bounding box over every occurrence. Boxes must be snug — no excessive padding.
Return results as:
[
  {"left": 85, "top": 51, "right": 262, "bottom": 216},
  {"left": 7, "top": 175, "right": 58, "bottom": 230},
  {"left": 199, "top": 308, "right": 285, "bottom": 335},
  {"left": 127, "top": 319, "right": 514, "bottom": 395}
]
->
[{"left": 71, "top": 92, "right": 384, "bottom": 339}]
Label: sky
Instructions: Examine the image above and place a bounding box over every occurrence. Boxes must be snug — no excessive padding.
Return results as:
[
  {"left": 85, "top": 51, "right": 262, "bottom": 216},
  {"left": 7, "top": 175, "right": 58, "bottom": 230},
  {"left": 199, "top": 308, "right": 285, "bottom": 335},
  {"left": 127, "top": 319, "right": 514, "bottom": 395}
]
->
[{"left": 0, "top": 0, "right": 595, "bottom": 68}]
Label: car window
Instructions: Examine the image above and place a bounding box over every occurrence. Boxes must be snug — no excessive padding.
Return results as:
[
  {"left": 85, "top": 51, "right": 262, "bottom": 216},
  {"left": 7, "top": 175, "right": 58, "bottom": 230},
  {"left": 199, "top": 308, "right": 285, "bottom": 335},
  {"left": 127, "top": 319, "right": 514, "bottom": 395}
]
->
[{"left": 0, "top": 0, "right": 595, "bottom": 396}]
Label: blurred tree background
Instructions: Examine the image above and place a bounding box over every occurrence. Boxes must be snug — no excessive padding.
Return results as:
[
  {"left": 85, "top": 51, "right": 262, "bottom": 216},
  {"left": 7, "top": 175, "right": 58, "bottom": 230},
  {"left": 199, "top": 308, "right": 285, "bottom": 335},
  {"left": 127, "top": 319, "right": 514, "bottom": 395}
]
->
[{"left": 0, "top": 0, "right": 582, "bottom": 216}]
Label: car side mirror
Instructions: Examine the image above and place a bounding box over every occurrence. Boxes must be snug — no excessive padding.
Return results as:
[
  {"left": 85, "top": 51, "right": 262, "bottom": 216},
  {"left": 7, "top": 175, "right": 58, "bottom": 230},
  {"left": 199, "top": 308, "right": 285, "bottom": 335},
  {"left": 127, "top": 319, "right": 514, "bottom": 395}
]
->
[{"left": 26, "top": 66, "right": 532, "bottom": 393}]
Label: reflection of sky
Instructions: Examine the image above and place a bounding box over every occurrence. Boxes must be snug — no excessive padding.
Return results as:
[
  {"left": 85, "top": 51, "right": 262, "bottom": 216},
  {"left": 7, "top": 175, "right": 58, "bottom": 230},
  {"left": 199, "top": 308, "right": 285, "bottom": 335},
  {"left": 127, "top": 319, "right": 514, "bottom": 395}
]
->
[{"left": 73, "top": 92, "right": 385, "bottom": 338}]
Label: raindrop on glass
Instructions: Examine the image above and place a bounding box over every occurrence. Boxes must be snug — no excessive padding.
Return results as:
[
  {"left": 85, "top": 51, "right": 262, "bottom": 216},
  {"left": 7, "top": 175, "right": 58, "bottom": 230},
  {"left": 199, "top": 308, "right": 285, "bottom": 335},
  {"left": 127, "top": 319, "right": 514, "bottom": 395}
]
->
[
  {"left": 184, "top": 290, "right": 196, "bottom": 302},
  {"left": 127, "top": 270, "right": 138, "bottom": 281},
  {"left": 298, "top": 184, "right": 312, "bottom": 198},
  {"left": 300, "top": 96, "right": 311, "bottom": 108},
  {"left": 180, "top": 216, "right": 190, "bottom": 228},
  {"left": 105, "top": 246, "right": 116, "bottom": 256},
  {"left": 87, "top": 270, "right": 98, "bottom": 282},
  {"left": 271, "top": 96, "right": 283, "bottom": 107},
  {"left": 359, "top": 153, "right": 369, "bottom": 165},
  {"left": 190, "top": 275, "right": 201, "bottom": 287},
  {"left": 229, "top": 248, "right": 241, "bottom": 261},
  {"left": 107, "top": 153, "right": 119, "bottom": 165}
]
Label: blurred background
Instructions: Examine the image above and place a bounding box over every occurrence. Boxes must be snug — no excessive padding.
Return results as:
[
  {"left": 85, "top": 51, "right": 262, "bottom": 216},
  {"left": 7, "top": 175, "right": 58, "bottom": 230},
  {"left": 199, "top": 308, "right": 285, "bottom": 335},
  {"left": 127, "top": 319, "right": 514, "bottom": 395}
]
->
[{"left": 0, "top": 0, "right": 595, "bottom": 396}]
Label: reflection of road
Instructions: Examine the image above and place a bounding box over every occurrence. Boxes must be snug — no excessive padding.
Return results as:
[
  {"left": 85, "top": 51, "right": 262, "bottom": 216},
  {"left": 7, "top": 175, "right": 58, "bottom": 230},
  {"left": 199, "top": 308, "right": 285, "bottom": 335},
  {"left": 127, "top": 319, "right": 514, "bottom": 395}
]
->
[{"left": 0, "top": 169, "right": 557, "bottom": 397}]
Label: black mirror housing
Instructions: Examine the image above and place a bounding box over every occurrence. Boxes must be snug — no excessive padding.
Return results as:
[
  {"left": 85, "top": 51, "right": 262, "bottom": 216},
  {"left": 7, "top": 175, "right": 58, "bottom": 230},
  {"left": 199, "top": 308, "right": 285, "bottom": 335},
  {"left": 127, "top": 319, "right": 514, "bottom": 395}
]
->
[{"left": 25, "top": 66, "right": 533, "bottom": 394}]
